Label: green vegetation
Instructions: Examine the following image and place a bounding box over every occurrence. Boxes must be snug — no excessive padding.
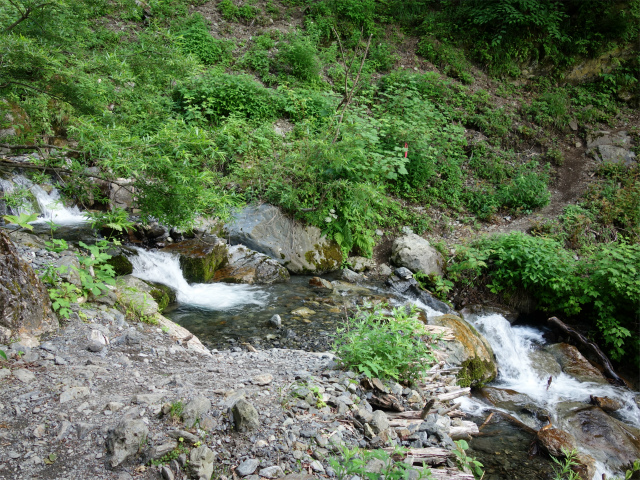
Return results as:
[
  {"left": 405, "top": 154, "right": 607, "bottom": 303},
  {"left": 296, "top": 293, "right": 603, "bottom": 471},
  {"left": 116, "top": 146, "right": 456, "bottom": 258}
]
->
[
  {"left": 1, "top": 0, "right": 637, "bottom": 365},
  {"left": 446, "top": 233, "right": 640, "bottom": 362},
  {"left": 333, "top": 304, "right": 437, "bottom": 384},
  {"left": 329, "top": 445, "right": 433, "bottom": 480},
  {"left": 452, "top": 440, "right": 484, "bottom": 479}
]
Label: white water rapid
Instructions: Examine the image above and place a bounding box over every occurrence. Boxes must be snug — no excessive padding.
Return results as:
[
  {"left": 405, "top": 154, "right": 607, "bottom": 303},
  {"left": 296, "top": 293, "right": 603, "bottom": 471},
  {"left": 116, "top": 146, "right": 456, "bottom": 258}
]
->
[
  {"left": 130, "top": 248, "right": 268, "bottom": 310},
  {"left": 457, "top": 313, "right": 640, "bottom": 479},
  {"left": 10, "top": 175, "right": 87, "bottom": 224}
]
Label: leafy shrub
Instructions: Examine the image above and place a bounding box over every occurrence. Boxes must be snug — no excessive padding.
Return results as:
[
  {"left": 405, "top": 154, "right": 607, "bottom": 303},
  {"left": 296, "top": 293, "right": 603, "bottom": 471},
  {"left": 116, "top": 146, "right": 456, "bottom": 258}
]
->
[
  {"left": 329, "top": 446, "right": 432, "bottom": 480},
  {"left": 333, "top": 303, "right": 436, "bottom": 383},
  {"left": 498, "top": 169, "right": 550, "bottom": 214},
  {"left": 276, "top": 36, "right": 321, "bottom": 83},
  {"left": 527, "top": 89, "right": 571, "bottom": 129},
  {"left": 417, "top": 38, "right": 473, "bottom": 84},
  {"left": 452, "top": 232, "right": 640, "bottom": 361},
  {"left": 175, "top": 73, "right": 280, "bottom": 124},
  {"left": 368, "top": 41, "right": 397, "bottom": 72},
  {"left": 176, "top": 15, "right": 234, "bottom": 65}
]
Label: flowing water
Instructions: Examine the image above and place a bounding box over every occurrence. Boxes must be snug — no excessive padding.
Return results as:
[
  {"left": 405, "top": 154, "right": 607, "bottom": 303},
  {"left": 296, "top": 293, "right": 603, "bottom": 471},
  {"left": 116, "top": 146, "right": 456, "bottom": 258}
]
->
[
  {"left": 460, "top": 313, "right": 640, "bottom": 480},
  {"left": 127, "top": 248, "right": 640, "bottom": 480},
  {"left": 129, "top": 248, "right": 394, "bottom": 351}
]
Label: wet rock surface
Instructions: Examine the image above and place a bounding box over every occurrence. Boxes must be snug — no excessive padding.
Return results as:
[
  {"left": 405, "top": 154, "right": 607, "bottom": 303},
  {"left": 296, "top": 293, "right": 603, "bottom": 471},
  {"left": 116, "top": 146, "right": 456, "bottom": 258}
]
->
[
  {"left": 213, "top": 244, "right": 290, "bottom": 285},
  {"left": 0, "top": 231, "right": 58, "bottom": 347},
  {"left": 226, "top": 204, "right": 342, "bottom": 274},
  {"left": 390, "top": 232, "right": 444, "bottom": 276},
  {"left": 162, "top": 236, "right": 228, "bottom": 283},
  {"left": 545, "top": 343, "right": 607, "bottom": 384}
]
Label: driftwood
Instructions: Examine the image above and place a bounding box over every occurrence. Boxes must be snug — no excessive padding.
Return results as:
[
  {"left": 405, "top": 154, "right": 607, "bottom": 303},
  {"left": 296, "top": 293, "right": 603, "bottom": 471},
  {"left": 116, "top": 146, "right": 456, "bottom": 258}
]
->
[
  {"left": 449, "top": 421, "right": 479, "bottom": 441},
  {"left": 548, "top": 316, "right": 626, "bottom": 386},
  {"left": 428, "top": 468, "right": 475, "bottom": 480},
  {"left": 383, "top": 447, "right": 452, "bottom": 466},
  {"left": 388, "top": 418, "right": 423, "bottom": 429},
  {"left": 436, "top": 387, "right": 470, "bottom": 402},
  {"left": 368, "top": 392, "right": 404, "bottom": 412}
]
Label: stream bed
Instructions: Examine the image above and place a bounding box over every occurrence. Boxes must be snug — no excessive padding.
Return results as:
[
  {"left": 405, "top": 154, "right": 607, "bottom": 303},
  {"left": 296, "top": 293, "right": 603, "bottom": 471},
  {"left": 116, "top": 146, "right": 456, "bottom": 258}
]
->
[{"left": 4, "top": 180, "right": 639, "bottom": 480}]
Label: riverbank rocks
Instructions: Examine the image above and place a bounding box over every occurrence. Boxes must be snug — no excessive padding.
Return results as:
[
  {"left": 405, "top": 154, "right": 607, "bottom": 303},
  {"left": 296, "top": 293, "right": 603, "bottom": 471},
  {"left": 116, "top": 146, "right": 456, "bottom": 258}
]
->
[
  {"left": 105, "top": 418, "right": 149, "bottom": 468},
  {"left": 190, "top": 445, "right": 216, "bottom": 480},
  {"left": 226, "top": 204, "right": 342, "bottom": 274},
  {"left": 545, "top": 343, "right": 607, "bottom": 384},
  {"left": 162, "top": 236, "right": 228, "bottom": 283},
  {"left": 0, "top": 231, "right": 57, "bottom": 346},
  {"left": 430, "top": 314, "right": 496, "bottom": 387},
  {"left": 391, "top": 232, "right": 444, "bottom": 276},
  {"left": 213, "top": 244, "right": 289, "bottom": 285},
  {"left": 461, "top": 304, "right": 519, "bottom": 324},
  {"left": 116, "top": 275, "right": 161, "bottom": 318},
  {"left": 232, "top": 398, "right": 260, "bottom": 432}
]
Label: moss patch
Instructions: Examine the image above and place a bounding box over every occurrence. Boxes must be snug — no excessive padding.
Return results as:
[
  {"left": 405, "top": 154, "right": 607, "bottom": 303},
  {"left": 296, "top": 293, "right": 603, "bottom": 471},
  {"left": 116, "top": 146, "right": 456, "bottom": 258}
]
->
[
  {"left": 147, "top": 283, "right": 176, "bottom": 312},
  {"left": 457, "top": 357, "right": 496, "bottom": 388},
  {"left": 304, "top": 241, "right": 342, "bottom": 273},
  {"left": 107, "top": 254, "right": 133, "bottom": 276}
]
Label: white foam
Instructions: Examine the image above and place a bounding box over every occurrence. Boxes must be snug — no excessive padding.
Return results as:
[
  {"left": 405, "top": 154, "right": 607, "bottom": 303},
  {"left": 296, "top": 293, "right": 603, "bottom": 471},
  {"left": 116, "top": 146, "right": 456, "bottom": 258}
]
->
[{"left": 130, "top": 248, "right": 268, "bottom": 310}]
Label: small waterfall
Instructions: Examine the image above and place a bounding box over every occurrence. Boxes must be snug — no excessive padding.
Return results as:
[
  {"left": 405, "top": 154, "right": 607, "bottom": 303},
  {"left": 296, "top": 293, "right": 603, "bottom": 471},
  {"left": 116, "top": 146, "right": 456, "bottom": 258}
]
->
[
  {"left": 30, "top": 184, "right": 86, "bottom": 224},
  {"left": 129, "top": 248, "right": 268, "bottom": 310},
  {"left": 7, "top": 175, "right": 87, "bottom": 224},
  {"left": 471, "top": 314, "right": 640, "bottom": 427}
]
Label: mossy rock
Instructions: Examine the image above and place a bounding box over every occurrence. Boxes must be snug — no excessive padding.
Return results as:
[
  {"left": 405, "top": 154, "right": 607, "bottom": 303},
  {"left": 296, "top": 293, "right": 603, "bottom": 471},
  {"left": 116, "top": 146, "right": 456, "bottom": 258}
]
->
[
  {"left": 431, "top": 314, "right": 497, "bottom": 388},
  {"left": 162, "top": 237, "right": 228, "bottom": 283},
  {"left": 107, "top": 254, "right": 133, "bottom": 276},
  {"left": 146, "top": 282, "right": 176, "bottom": 312},
  {"left": 457, "top": 357, "right": 496, "bottom": 388}
]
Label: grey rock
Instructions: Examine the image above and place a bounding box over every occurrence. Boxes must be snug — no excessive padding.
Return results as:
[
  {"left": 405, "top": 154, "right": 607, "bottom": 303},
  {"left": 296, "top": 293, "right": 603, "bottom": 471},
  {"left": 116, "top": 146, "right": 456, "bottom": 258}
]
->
[
  {"left": 115, "top": 275, "right": 160, "bottom": 318},
  {"left": 596, "top": 144, "right": 636, "bottom": 166},
  {"left": 379, "top": 264, "right": 393, "bottom": 276},
  {"left": 310, "top": 460, "right": 325, "bottom": 473},
  {"left": 182, "top": 396, "right": 211, "bottom": 428},
  {"left": 168, "top": 430, "right": 200, "bottom": 444},
  {"left": 394, "top": 267, "right": 414, "bottom": 280},
  {"left": 341, "top": 268, "right": 363, "bottom": 283},
  {"left": 236, "top": 458, "right": 260, "bottom": 476},
  {"left": 348, "top": 256, "right": 376, "bottom": 273},
  {"left": 226, "top": 204, "right": 341, "bottom": 274},
  {"left": 232, "top": 398, "right": 259, "bottom": 432},
  {"left": 87, "top": 340, "right": 104, "bottom": 352},
  {"left": 189, "top": 445, "right": 215, "bottom": 480},
  {"left": 409, "top": 286, "right": 452, "bottom": 314},
  {"left": 268, "top": 314, "right": 282, "bottom": 328},
  {"left": 161, "top": 466, "right": 175, "bottom": 480},
  {"left": 370, "top": 410, "right": 389, "bottom": 434},
  {"left": 258, "top": 465, "right": 285, "bottom": 479},
  {"left": 391, "top": 233, "right": 444, "bottom": 276},
  {"left": 213, "top": 244, "right": 290, "bottom": 284},
  {"left": 105, "top": 419, "right": 149, "bottom": 468},
  {"left": 13, "top": 368, "right": 36, "bottom": 384},
  {"left": 0, "top": 231, "right": 58, "bottom": 347},
  {"left": 53, "top": 254, "right": 82, "bottom": 286},
  {"left": 60, "top": 387, "right": 90, "bottom": 403}
]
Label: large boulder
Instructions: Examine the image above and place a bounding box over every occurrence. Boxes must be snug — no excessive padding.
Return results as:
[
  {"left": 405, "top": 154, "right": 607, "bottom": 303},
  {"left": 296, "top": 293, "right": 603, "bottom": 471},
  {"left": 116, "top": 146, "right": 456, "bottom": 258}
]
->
[
  {"left": 162, "top": 236, "right": 228, "bottom": 283},
  {"left": 0, "top": 231, "right": 58, "bottom": 346},
  {"left": 213, "top": 244, "right": 290, "bottom": 284},
  {"left": 545, "top": 343, "right": 607, "bottom": 384},
  {"left": 105, "top": 418, "right": 149, "bottom": 468},
  {"left": 565, "top": 406, "right": 640, "bottom": 472},
  {"left": 430, "top": 314, "right": 497, "bottom": 387},
  {"left": 391, "top": 233, "right": 444, "bottom": 276},
  {"left": 226, "top": 204, "right": 342, "bottom": 274},
  {"left": 587, "top": 130, "right": 636, "bottom": 167},
  {"left": 115, "top": 275, "right": 161, "bottom": 318}
]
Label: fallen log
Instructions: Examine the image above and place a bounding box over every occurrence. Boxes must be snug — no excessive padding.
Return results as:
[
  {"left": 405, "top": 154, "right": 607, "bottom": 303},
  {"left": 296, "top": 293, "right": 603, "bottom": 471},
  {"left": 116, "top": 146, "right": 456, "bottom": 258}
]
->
[
  {"left": 437, "top": 387, "right": 470, "bottom": 402},
  {"left": 547, "top": 316, "right": 625, "bottom": 386},
  {"left": 368, "top": 392, "right": 404, "bottom": 412},
  {"left": 384, "top": 447, "right": 452, "bottom": 466},
  {"left": 388, "top": 418, "right": 423, "bottom": 429},
  {"left": 427, "top": 467, "right": 475, "bottom": 480},
  {"left": 449, "top": 420, "right": 479, "bottom": 441}
]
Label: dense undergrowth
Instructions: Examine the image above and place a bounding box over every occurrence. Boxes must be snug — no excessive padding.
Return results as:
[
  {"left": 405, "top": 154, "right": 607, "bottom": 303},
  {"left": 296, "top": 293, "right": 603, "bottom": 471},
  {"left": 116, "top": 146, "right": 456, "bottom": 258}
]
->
[{"left": 0, "top": 0, "right": 638, "bottom": 360}]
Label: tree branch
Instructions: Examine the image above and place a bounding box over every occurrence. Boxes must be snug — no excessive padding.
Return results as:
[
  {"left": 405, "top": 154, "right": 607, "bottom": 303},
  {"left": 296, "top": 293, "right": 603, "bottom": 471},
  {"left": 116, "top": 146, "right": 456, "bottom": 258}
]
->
[{"left": 3, "top": 2, "right": 54, "bottom": 34}]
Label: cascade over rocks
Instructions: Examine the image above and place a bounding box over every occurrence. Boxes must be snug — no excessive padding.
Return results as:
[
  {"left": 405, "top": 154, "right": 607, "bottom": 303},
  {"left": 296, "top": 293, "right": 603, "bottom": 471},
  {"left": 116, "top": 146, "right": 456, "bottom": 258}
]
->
[
  {"left": 213, "top": 244, "right": 290, "bottom": 284},
  {"left": 226, "top": 204, "right": 342, "bottom": 274},
  {"left": 0, "top": 231, "right": 57, "bottom": 346},
  {"left": 391, "top": 232, "right": 444, "bottom": 276},
  {"left": 430, "top": 314, "right": 497, "bottom": 387}
]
